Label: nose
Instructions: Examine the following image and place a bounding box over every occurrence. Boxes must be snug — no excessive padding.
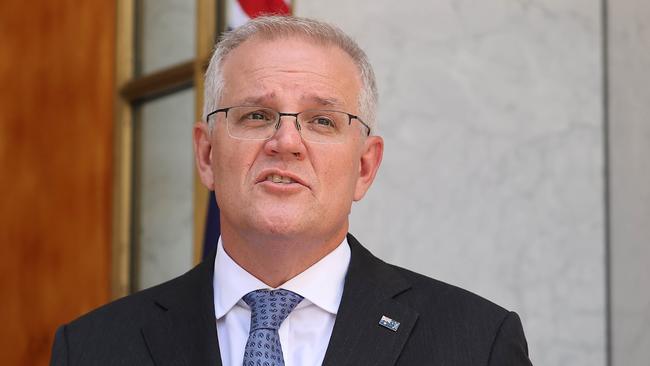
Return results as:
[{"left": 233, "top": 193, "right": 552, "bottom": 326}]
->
[{"left": 263, "top": 115, "right": 306, "bottom": 159}]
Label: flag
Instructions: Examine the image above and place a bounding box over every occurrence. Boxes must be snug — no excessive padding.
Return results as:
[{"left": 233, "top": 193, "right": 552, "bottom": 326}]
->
[
  {"left": 202, "top": 191, "right": 221, "bottom": 259},
  {"left": 226, "top": 0, "right": 292, "bottom": 29},
  {"left": 203, "top": 0, "right": 292, "bottom": 259}
]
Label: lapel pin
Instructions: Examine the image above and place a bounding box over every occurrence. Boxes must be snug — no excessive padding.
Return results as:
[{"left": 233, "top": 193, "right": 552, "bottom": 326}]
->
[{"left": 379, "top": 315, "right": 400, "bottom": 332}]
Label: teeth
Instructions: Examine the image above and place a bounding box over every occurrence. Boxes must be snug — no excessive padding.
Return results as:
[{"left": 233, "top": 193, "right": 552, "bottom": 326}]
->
[{"left": 266, "top": 174, "right": 295, "bottom": 184}]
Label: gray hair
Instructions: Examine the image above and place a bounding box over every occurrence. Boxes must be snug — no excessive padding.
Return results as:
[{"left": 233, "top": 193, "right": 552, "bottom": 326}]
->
[{"left": 203, "top": 16, "right": 378, "bottom": 133}]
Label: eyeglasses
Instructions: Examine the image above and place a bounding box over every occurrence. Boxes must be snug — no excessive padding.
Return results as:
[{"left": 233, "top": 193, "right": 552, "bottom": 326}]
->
[{"left": 206, "top": 105, "right": 371, "bottom": 144}]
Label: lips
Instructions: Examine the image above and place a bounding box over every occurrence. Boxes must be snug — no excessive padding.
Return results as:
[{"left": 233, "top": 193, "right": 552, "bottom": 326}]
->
[
  {"left": 266, "top": 174, "right": 295, "bottom": 184},
  {"left": 256, "top": 169, "right": 309, "bottom": 188}
]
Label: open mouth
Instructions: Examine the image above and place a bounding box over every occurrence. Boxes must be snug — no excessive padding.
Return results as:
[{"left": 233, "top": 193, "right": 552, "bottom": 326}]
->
[
  {"left": 256, "top": 170, "right": 308, "bottom": 189},
  {"left": 265, "top": 174, "right": 296, "bottom": 184}
]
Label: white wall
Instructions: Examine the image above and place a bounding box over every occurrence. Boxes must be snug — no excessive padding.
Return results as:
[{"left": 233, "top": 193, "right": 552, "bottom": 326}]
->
[
  {"left": 296, "top": 1, "right": 607, "bottom": 365},
  {"left": 608, "top": 1, "right": 650, "bottom": 365}
]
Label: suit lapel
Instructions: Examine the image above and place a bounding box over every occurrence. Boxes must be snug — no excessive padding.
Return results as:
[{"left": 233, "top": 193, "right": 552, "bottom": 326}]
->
[
  {"left": 322, "top": 234, "right": 419, "bottom": 366},
  {"left": 141, "top": 250, "right": 222, "bottom": 366}
]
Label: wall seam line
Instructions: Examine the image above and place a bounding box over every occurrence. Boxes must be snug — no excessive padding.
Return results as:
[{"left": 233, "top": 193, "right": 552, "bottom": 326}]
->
[{"left": 601, "top": 0, "right": 613, "bottom": 365}]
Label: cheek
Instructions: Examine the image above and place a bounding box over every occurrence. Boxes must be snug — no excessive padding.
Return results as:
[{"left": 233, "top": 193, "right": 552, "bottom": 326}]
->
[
  {"left": 211, "top": 142, "right": 257, "bottom": 194},
  {"left": 319, "top": 153, "right": 359, "bottom": 197}
]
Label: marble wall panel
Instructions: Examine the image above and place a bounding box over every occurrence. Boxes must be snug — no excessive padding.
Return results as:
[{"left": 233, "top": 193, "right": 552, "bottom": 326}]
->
[
  {"left": 139, "top": 0, "right": 196, "bottom": 75},
  {"left": 296, "top": 1, "right": 606, "bottom": 365},
  {"left": 608, "top": 1, "right": 650, "bottom": 365},
  {"left": 135, "top": 88, "right": 195, "bottom": 291}
]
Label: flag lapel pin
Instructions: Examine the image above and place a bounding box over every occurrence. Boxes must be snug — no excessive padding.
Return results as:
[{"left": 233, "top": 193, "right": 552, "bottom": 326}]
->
[{"left": 378, "top": 315, "right": 400, "bottom": 332}]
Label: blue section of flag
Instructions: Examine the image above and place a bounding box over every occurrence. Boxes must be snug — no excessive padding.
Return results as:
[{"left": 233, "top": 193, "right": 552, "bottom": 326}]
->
[{"left": 202, "top": 191, "right": 221, "bottom": 259}]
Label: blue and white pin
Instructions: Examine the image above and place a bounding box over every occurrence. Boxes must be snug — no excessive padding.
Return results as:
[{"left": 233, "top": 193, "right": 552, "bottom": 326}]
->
[{"left": 379, "top": 315, "right": 400, "bottom": 332}]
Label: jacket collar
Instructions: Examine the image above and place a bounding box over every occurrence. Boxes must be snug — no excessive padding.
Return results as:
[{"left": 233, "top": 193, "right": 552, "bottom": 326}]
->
[{"left": 141, "top": 233, "right": 418, "bottom": 366}]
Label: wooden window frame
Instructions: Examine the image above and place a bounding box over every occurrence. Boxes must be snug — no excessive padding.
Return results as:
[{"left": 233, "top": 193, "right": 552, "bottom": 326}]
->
[{"left": 112, "top": 0, "right": 223, "bottom": 298}]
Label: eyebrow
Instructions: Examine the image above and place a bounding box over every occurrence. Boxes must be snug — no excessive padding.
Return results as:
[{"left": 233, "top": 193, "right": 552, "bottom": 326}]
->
[
  {"left": 240, "top": 94, "right": 273, "bottom": 106},
  {"left": 306, "top": 95, "right": 341, "bottom": 107},
  {"left": 237, "top": 93, "right": 344, "bottom": 109}
]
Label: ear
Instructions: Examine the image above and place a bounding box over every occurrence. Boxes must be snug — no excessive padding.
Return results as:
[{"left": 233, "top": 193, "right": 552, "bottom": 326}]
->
[
  {"left": 354, "top": 135, "right": 384, "bottom": 201},
  {"left": 193, "top": 121, "right": 215, "bottom": 190}
]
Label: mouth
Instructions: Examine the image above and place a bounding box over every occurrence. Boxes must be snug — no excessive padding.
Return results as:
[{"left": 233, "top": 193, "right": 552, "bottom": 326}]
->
[
  {"left": 256, "top": 170, "right": 309, "bottom": 188},
  {"left": 265, "top": 174, "right": 297, "bottom": 184}
]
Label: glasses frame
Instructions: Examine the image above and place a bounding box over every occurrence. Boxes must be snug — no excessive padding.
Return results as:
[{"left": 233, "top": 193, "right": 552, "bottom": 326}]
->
[{"left": 206, "top": 105, "right": 371, "bottom": 142}]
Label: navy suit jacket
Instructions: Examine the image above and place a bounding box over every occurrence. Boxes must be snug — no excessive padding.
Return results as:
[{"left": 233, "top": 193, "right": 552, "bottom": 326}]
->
[{"left": 51, "top": 233, "right": 533, "bottom": 365}]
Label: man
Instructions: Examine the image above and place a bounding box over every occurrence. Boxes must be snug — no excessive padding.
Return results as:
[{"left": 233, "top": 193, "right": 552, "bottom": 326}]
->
[{"left": 51, "top": 16, "right": 532, "bottom": 365}]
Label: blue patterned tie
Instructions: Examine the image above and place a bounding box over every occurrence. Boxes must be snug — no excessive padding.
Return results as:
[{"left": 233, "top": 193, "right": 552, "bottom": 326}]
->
[{"left": 242, "top": 289, "right": 304, "bottom": 366}]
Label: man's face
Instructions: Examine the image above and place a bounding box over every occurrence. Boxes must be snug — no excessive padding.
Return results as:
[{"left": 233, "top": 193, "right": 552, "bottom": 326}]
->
[{"left": 195, "top": 36, "right": 383, "bottom": 245}]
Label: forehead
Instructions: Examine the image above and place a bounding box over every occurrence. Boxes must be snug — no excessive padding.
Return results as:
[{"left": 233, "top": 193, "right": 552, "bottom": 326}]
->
[{"left": 220, "top": 36, "right": 362, "bottom": 110}]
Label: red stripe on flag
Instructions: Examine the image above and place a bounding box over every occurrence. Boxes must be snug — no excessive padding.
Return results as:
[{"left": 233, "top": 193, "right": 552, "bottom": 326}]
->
[{"left": 238, "top": 0, "right": 291, "bottom": 18}]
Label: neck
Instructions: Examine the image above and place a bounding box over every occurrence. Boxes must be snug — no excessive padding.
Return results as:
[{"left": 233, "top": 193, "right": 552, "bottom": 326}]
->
[{"left": 219, "top": 221, "right": 347, "bottom": 288}]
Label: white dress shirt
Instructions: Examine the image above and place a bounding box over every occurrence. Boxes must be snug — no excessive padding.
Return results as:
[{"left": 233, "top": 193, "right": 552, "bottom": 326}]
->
[{"left": 213, "top": 236, "right": 351, "bottom": 366}]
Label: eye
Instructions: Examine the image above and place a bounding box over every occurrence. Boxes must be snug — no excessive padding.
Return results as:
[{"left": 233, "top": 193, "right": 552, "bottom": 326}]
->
[
  {"left": 313, "top": 117, "right": 335, "bottom": 127},
  {"left": 306, "top": 115, "right": 337, "bottom": 129},
  {"left": 245, "top": 111, "right": 272, "bottom": 120},
  {"left": 300, "top": 111, "right": 343, "bottom": 136}
]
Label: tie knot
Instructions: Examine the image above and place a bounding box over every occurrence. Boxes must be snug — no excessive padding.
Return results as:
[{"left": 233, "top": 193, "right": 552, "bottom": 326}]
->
[{"left": 243, "top": 289, "right": 304, "bottom": 331}]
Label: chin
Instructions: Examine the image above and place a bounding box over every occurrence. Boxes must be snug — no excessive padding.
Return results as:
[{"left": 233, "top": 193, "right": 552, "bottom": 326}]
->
[
  {"left": 246, "top": 202, "right": 309, "bottom": 232},
  {"left": 255, "top": 215, "right": 305, "bottom": 238}
]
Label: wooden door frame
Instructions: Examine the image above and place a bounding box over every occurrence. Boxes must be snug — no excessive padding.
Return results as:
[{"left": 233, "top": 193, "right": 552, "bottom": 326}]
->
[{"left": 111, "top": 0, "right": 221, "bottom": 299}]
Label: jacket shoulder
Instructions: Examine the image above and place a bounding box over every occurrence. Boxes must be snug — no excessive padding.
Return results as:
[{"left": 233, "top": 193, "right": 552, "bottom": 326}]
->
[
  {"left": 386, "top": 264, "right": 530, "bottom": 364},
  {"left": 391, "top": 263, "right": 509, "bottom": 319},
  {"left": 347, "top": 233, "right": 510, "bottom": 323},
  {"left": 345, "top": 234, "right": 531, "bottom": 364},
  {"left": 54, "top": 263, "right": 206, "bottom": 365},
  {"left": 67, "top": 266, "right": 195, "bottom": 329}
]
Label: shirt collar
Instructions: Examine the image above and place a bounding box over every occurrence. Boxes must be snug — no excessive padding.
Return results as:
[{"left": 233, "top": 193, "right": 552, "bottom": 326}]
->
[{"left": 213, "top": 236, "right": 350, "bottom": 319}]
